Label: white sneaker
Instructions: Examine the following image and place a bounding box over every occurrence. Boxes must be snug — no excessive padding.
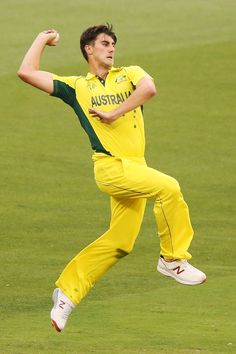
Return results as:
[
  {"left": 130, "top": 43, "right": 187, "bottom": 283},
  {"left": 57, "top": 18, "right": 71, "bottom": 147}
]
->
[
  {"left": 50, "top": 288, "right": 75, "bottom": 332},
  {"left": 157, "top": 257, "right": 207, "bottom": 285}
]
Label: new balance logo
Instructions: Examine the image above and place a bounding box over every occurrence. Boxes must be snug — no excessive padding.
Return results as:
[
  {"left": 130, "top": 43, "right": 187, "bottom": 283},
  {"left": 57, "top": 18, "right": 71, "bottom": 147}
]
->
[
  {"left": 59, "top": 300, "right": 66, "bottom": 309},
  {"left": 173, "top": 266, "right": 185, "bottom": 275}
]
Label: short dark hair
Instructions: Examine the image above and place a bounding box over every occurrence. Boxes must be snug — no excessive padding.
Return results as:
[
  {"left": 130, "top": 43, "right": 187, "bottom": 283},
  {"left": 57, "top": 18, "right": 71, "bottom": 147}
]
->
[{"left": 80, "top": 23, "right": 117, "bottom": 61}]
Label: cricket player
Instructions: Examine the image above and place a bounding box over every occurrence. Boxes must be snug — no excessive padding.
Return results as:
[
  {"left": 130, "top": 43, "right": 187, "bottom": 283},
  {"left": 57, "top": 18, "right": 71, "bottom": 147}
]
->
[{"left": 18, "top": 24, "right": 206, "bottom": 332}]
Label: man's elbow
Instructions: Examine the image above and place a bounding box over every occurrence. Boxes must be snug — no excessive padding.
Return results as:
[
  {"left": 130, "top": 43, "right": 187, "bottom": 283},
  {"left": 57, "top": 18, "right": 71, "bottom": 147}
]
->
[
  {"left": 17, "top": 68, "right": 32, "bottom": 83},
  {"left": 17, "top": 69, "right": 27, "bottom": 82},
  {"left": 147, "top": 81, "right": 157, "bottom": 98}
]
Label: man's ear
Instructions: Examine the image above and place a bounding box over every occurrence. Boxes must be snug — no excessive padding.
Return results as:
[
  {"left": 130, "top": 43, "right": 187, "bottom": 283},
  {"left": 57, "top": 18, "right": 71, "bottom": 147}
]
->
[{"left": 85, "top": 44, "right": 93, "bottom": 57}]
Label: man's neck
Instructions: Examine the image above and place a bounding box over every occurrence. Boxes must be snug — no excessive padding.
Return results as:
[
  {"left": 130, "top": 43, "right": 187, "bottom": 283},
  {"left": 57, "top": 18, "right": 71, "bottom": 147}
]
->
[{"left": 88, "top": 63, "right": 111, "bottom": 79}]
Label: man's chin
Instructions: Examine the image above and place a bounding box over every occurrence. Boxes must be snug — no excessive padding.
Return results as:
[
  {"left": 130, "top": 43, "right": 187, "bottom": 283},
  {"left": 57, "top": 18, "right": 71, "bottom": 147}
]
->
[{"left": 104, "top": 62, "right": 113, "bottom": 69}]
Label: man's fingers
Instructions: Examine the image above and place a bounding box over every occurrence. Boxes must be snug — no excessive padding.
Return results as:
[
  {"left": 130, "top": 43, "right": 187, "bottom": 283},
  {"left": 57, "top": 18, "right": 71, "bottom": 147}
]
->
[
  {"left": 89, "top": 108, "right": 100, "bottom": 118},
  {"left": 88, "top": 108, "right": 97, "bottom": 115},
  {"left": 88, "top": 108, "right": 112, "bottom": 124},
  {"left": 43, "top": 29, "right": 57, "bottom": 34}
]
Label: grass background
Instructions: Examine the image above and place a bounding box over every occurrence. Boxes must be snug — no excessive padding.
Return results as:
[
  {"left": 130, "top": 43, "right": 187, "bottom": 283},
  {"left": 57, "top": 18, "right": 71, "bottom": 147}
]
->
[{"left": 0, "top": 0, "right": 235, "bottom": 353}]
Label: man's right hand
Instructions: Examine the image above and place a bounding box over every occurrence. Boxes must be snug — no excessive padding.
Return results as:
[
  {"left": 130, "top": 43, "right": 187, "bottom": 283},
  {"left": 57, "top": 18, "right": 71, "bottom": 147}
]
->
[{"left": 40, "top": 29, "right": 59, "bottom": 46}]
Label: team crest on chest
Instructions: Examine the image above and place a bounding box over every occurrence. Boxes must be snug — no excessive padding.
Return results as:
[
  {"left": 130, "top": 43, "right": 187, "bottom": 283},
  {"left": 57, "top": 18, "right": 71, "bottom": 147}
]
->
[{"left": 115, "top": 75, "right": 127, "bottom": 84}]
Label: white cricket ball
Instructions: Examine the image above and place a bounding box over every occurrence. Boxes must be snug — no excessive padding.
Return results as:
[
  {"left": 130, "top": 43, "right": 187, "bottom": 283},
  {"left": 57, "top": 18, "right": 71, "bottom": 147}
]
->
[
  {"left": 50, "top": 32, "right": 59, "bottom": 45},
  {"left": 54, "top": 32, "right": 60, "bottom": 43}
]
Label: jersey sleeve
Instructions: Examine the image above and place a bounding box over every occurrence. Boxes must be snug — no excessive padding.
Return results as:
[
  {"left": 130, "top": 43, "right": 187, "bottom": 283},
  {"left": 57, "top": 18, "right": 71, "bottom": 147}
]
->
[
  {"left": 124, "top": 66, "right": 153, "bottom": 86},
  {"left": 50, "top": 74, "right": 78, "bottom": 107}
]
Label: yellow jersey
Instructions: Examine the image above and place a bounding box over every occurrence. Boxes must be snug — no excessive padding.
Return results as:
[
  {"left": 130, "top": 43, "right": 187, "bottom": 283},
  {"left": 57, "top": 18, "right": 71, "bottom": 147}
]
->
[{"left": 51, "top": 66, "right": 150, "bottom": 159}]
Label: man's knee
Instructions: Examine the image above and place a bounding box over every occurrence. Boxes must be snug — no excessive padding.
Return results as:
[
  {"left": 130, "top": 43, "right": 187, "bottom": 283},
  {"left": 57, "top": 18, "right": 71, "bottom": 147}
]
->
[
  {"left": 109, "top": 222, "right": 141, "bottom": 255},
  {"left": 153, "top": 177, "right": 182, "bottom": 207},
  {"left": 166, "top": 177, "right": 181, "bottom": 196},
  {"left": 116, "top": 248, "right": 129, "bottom": 258},
  {"left": 115, "top": 237, "right": 136, "bottom": 255}
]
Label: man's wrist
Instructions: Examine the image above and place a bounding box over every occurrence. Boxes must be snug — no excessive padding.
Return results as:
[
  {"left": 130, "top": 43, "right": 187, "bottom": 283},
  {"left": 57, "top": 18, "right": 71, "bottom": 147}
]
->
[{"left": 111, "top": 108, "right": 123, "bottom": 121}]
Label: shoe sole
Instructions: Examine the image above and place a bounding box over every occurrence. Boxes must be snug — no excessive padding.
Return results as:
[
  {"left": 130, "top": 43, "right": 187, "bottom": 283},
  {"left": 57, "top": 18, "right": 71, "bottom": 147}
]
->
[
  {"left": 157, "top": 265, "right": 207, "bottom": 285},
  {"left": 51, "top": 319, "right": 62, "bottom": 332}
]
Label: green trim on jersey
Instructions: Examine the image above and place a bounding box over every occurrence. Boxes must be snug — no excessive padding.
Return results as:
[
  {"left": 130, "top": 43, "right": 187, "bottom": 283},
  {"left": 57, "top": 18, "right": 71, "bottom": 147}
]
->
[
  {"left": 73, "top": 100, "right": 111, "bottom": 155},
  {"left": 52, "top": 80, "right": 111, "bottom": 156}
]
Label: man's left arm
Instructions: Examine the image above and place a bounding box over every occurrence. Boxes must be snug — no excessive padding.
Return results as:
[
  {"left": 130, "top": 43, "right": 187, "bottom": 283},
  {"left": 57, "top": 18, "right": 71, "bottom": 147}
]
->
[{"left": 89, "top": 75, "right": 156, "bottom": 124}]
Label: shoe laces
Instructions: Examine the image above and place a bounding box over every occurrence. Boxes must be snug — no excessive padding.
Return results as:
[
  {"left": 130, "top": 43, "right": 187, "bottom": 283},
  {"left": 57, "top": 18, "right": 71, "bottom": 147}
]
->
[
  {"left": 167, "top": 259, "right": 188, "bottom": 270},
  {"left": 179, "top": 260, "right": 188, "bottom": 266}
]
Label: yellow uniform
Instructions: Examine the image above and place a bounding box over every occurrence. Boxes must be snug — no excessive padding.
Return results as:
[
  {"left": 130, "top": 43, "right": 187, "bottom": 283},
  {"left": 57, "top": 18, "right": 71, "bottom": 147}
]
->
[
  {"left": 51, "top": 66, "right": 146, "bottom": 158},
  {"left": 51, "top": 66, "right": 194, "bottom": 305}
]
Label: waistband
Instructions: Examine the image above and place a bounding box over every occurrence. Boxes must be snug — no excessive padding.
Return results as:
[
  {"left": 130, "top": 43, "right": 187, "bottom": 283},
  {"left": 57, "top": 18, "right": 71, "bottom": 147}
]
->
[{"left": 92, "top": 152, "right": 146, "bottom": 164}]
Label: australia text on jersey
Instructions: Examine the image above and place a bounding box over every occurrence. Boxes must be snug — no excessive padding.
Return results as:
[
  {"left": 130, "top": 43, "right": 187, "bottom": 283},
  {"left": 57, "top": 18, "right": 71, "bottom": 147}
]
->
[{"left": 91, "top": 91, "right": 131, "bottom": 107}]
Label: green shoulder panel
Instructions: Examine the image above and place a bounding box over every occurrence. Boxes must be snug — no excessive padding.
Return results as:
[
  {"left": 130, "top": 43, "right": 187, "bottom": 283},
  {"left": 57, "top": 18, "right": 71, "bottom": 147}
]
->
[
  {"left": 52, "top": 80, "right": 111, "bottom": 156},
  {"left": 51, "top": 80, "right": 76, "bottom": 106}
]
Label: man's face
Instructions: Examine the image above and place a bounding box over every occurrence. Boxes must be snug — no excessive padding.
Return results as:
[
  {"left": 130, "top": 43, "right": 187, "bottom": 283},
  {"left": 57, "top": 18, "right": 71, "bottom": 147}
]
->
[{"left": 86, "top": 33, "right": 116, "bottom": 68}]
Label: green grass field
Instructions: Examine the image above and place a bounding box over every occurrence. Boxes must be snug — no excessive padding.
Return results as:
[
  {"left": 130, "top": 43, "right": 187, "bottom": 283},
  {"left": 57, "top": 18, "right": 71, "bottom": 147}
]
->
[{"left": 0, "top": 0, "right": 236, "bottom": 353}]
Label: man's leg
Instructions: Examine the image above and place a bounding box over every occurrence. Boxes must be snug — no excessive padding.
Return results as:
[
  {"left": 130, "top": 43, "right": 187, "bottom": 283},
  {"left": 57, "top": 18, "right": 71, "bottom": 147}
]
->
[
  {"left": 152, "top": 174, "right": 193, "bottom": 261},
  {"left": 55, "top": 197, "right": 146, "bottom": 305}
]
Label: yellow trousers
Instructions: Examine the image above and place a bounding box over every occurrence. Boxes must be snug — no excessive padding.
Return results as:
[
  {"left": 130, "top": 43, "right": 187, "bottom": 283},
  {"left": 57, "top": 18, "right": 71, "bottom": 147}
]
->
[{"left": 56, "top": 157, "right": 193, "bottom": 304}]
